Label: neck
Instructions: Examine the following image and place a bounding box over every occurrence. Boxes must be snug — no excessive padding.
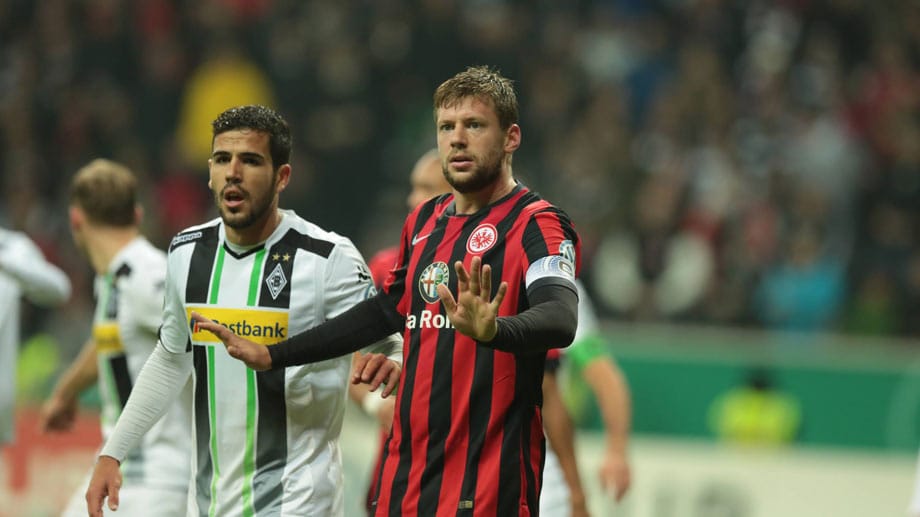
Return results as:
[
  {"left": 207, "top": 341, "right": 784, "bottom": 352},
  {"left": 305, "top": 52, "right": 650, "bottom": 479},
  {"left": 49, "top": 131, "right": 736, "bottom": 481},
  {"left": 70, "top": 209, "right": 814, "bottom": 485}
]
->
[
  {"left": 225, "top": 208, "right": 282, "bottom": 246},
  {"left": 83, "top": 226, "right": 139, "bottom": 274},
  {"left": 453, "top": 173, "right": 516, "bottom": 215}
]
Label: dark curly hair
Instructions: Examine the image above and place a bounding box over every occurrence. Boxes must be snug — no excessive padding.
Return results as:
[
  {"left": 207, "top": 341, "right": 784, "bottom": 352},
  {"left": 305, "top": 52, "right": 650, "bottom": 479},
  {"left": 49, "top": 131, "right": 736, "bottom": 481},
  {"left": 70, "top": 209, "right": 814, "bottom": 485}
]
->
[{"left": 211, "top": 105, "right": 292, "bottom": 170}]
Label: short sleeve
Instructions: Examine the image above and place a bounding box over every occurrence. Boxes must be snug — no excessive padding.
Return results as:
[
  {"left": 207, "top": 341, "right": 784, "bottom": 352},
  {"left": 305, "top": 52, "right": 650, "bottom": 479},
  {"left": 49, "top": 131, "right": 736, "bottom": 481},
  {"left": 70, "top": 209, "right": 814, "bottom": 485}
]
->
[
  {"left": 158, "top": 247, "right": 192, "bottom": 354},
  {"left": 521, "top": 208, "right": 580, "bottom": 291},
  {"left": 323, "top": 238, "right": 377, "bottom": 320}
]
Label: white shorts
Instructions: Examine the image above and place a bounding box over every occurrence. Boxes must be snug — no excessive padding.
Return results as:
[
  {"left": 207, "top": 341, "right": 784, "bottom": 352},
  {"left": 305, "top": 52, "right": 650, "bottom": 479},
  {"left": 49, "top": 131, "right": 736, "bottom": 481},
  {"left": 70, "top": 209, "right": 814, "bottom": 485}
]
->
[
  {"left": 540, "top": 446, "right": 571, "bottom": 517},
  {"left": 61, "top": 471, "right": 187, "bottom": 517}
]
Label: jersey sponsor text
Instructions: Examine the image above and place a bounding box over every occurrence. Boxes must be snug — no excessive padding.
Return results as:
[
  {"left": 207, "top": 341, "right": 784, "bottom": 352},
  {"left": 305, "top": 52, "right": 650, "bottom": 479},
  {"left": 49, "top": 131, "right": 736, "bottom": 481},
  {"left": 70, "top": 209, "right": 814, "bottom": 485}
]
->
[
  {"left": 406, "top": 309, "right": 453, "bottom": 329},
  {"left": 187, "top": 307, "right": 288, "bottom": 345}
]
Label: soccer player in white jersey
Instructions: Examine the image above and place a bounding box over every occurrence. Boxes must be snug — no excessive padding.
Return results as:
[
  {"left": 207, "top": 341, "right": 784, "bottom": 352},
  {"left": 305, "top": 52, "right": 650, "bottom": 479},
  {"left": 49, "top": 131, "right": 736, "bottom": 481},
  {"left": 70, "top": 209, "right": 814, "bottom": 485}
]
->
[
  {"left": 85, "top": 105, "right": 403, "bottom": 517},
  {"left": 0, "top": 227, "right": 71, "bottom": 446},
  {"left": 39, "top": 159, "right": 191, "bottom": 516}
]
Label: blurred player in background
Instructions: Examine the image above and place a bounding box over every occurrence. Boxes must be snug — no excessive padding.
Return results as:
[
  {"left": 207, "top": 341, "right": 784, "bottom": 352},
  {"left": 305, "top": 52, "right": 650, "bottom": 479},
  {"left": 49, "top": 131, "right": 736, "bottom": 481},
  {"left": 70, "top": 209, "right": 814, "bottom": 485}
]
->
[
  {"left": 85, "top": 105, "right": 402, "bottom": 517},
  {"left": 42, "top": 159, "right": 191, "bottom": 516},
  {"left": 541, "top": 280, "right": 632, "bottom": 516},
  {"left": 0, "top": 227, "right": 71, "bottom": 446}
]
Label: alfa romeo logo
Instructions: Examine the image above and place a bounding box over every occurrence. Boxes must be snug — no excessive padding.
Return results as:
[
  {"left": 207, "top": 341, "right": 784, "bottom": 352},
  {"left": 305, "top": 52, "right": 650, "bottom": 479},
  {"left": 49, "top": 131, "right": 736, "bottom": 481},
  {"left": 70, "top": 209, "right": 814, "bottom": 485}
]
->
[{"left": 418, "top": 261, "right": 450, "bottom": 303}]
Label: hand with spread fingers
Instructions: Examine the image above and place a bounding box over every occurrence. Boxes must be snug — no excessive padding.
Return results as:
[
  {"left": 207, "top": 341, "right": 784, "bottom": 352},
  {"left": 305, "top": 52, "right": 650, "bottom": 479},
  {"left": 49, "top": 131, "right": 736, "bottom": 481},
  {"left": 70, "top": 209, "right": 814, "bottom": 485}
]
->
[
  {"left": 190, "top": 311, "right": 272, "bottom": 371},
  {"left": 435, "top": 256, "right": 508, "bottom": 342},
  {"left": 351, "top": 352, "right": 401, "bottom": 398}
]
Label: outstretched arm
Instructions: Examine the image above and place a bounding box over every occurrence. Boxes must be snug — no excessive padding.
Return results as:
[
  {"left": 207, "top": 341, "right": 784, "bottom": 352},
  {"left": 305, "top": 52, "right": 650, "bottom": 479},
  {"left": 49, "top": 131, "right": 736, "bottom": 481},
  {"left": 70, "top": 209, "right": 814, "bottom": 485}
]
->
[{"left": 191, "top": 291, "right": 405, "bottom": 371}]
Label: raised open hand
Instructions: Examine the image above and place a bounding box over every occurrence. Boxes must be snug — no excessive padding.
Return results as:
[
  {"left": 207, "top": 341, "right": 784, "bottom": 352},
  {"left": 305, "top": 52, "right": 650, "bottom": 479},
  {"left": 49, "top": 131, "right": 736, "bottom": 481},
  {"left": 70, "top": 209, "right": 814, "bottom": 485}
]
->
[{"left": 435, "top": 256, "right": 507, "bottom": 341}]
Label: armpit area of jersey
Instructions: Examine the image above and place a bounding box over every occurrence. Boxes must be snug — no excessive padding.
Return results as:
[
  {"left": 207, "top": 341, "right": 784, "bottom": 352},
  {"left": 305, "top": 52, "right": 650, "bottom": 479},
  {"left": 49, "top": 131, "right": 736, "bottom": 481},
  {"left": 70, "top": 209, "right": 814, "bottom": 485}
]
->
[
  {"left": 269, "top": 291, "right": 403, "bottom": 368},
  {"left": 481, "top": 282, "right": 578, "bottom": 355}
]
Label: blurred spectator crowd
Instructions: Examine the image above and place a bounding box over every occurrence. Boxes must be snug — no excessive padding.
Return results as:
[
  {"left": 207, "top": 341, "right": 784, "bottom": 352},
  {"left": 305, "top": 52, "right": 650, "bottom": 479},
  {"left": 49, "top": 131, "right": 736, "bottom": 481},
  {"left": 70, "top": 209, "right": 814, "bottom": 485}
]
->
[{"left": 1, "top": 0, "right": 920, "bottom": 345}]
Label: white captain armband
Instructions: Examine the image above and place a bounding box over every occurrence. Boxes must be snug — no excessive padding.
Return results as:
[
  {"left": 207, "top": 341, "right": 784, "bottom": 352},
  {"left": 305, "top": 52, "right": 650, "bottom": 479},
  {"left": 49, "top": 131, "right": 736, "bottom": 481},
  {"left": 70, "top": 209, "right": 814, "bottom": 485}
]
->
[{"left": 525, "top": 255, "right": 577, "bottom": 290}]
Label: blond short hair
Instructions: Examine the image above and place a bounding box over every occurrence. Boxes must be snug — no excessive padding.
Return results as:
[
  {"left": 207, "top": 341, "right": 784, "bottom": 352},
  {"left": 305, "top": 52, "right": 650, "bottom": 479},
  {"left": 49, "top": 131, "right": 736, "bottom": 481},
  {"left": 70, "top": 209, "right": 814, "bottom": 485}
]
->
[{"left": 69, "top": 158, "right": 137, "bottom": 226}]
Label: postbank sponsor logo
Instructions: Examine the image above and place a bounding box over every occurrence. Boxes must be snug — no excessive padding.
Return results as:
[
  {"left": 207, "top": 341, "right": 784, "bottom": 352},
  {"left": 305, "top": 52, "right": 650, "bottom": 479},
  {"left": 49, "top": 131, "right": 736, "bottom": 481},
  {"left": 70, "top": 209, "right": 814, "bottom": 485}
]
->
[
  {"left": 93, "top": 322, "right": 124, "bottom": 353},
  {"left": 187, "top": 307, "right": 288, "bottom": 346}
]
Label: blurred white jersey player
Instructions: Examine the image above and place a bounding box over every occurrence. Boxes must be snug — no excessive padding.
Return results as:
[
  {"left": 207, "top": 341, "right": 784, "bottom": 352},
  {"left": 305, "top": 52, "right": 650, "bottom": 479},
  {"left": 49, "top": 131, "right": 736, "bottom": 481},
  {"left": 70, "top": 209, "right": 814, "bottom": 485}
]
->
[
  {"left": 541, "top": 280, "right": 632, "bottom": 516},
  {"left": 41, "top": 159, "right": 190, "bottom": 516},
  {"left": 0, "top": 227, "right": 71, "bottom": 445}
]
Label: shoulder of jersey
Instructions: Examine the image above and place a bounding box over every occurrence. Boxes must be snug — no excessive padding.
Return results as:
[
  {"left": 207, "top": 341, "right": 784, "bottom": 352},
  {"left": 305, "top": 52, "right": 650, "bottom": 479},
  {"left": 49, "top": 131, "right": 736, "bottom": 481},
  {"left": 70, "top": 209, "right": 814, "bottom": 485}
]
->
[
  {"left": 271, "top": 216, "right": 342, "bottom": 260},
  {"left": 168, "top": 218, "right": 221, "bottom": 253}
]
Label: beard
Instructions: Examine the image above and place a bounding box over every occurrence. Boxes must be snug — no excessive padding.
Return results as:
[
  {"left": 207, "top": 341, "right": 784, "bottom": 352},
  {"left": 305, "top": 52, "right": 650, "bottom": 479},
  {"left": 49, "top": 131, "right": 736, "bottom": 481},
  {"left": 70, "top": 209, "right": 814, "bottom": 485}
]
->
[
  {"left": 444, "top": 149, "right": 503, "bottom": 194},
  {"left": 214, "top": 175, "right": 277, "bottom": 230}
]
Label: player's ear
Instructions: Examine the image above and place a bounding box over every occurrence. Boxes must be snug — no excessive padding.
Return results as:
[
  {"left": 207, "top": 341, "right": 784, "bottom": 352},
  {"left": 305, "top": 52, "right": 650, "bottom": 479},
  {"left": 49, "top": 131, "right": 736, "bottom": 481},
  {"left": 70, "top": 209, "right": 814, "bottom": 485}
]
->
[
  {"left": 207, "top": 158, "right": 213, "bottom": 190},
  {"left": 68, "top": 205, "right": 83, "bottom": 231},
  {"left": 134, "top": 205, "right": 143, "bottom": 225},
  {"left": 504, "top": 124, "right": 521, "bottom": 153},
  {"left": 275, "top": 164, "right": 292, "bottom": 193}
]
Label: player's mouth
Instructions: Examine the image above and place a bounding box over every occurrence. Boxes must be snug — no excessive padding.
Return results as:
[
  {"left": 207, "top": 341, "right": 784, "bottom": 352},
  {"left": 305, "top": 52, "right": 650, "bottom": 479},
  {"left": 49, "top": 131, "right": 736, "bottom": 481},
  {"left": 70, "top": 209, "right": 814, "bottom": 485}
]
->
[
  {"left": 449, "top": 154, "right": 474, "bottom": 171},
  {"left": 222, "top": 187, "right": 247, "bottom": 209}
]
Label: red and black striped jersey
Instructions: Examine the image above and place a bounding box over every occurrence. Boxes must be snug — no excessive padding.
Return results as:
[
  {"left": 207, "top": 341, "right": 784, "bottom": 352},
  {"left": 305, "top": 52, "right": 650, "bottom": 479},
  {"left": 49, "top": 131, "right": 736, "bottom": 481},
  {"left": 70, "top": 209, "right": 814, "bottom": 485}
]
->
[{"left": 374, "top": 183, "right": 580, "bottom": 517}]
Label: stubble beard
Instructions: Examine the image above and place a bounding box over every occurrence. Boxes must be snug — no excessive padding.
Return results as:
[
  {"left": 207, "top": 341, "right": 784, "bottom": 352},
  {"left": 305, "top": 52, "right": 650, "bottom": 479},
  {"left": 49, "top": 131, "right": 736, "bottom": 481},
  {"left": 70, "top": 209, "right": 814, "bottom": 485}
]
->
[
  {"left": 215, "top": 176, "right": 277, "bottom": 230},
  {"left": 444, "top": 150, "right": 503, "bottom": 194}
]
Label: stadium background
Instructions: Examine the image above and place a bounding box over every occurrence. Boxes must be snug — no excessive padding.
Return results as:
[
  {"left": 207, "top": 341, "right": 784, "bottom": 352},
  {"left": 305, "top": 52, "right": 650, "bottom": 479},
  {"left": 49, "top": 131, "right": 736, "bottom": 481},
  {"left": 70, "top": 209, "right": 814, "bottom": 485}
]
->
[{"left": 1, "top": 1, "right": 920, "bottom": 515}]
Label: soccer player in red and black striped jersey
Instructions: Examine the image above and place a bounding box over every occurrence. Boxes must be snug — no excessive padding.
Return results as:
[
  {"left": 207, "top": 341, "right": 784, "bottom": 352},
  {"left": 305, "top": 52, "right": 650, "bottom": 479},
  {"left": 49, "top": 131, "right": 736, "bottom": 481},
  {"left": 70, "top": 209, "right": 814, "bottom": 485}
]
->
[{"left": 194, "top": 65, "right": 581, "bottom": 517}]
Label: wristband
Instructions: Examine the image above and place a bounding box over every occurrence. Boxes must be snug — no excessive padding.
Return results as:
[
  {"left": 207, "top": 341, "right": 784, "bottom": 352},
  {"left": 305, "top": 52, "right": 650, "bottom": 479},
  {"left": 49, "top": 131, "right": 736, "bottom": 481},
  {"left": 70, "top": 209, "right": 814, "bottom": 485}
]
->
[{"left": 361, "top": 392, "right": 386, "bottom": 417}]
